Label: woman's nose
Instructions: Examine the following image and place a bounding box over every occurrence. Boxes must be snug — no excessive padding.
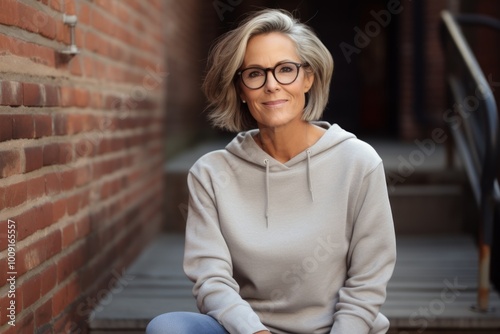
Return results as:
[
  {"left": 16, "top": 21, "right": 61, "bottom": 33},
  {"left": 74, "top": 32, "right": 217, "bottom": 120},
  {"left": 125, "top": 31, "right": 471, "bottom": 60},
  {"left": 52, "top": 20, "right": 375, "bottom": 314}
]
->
[{"left": 264, "top": 70, "right": 280, "bottom": 91}]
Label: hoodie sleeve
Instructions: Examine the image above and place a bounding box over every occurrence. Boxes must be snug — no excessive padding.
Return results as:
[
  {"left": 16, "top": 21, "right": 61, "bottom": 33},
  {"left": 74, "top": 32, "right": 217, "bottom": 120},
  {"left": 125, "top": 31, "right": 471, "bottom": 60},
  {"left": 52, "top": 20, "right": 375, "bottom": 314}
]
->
[
  {"left": 183, "top": 169, "right": 269, "bottom": 334},
  {"left": 330, "top": 162, "right": 396, "bottom": 334}
]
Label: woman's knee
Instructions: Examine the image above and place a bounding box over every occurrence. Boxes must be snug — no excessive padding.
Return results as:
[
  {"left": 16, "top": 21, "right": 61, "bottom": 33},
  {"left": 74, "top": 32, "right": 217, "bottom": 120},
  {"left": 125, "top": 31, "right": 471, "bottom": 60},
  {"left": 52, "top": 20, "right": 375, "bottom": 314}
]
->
[
  {"left": 146, "top": 312, "right": 186, "bottom": 334},
  {"left": 145, "top": 312, "right": 226, "bottom": 334}
]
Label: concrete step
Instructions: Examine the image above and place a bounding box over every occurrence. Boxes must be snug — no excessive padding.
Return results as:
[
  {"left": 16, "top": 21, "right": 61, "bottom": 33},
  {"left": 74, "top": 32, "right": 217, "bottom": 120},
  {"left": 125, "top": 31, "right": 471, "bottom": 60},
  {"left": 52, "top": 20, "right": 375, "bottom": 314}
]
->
[
  {"left": 88, "top": 234, "right": 500, "bottom": 334},
  {"left": 88, "top": 234, "right": 196, "bottom": 333}
]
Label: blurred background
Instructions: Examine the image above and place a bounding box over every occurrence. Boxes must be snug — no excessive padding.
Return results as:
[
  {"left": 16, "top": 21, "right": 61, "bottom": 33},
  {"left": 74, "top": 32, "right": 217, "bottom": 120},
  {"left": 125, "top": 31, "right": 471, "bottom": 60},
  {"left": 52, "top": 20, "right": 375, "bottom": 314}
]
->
[{"left": 0, "top": 0, "right": 498, "bottom": 333}]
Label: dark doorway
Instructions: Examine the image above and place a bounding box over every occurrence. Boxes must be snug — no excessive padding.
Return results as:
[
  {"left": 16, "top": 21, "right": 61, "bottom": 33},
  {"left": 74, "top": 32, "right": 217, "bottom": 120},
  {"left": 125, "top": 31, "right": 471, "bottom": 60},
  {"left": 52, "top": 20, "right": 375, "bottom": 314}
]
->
[{"left": 212, "top": 0, "right": 401, "bottom": 137}]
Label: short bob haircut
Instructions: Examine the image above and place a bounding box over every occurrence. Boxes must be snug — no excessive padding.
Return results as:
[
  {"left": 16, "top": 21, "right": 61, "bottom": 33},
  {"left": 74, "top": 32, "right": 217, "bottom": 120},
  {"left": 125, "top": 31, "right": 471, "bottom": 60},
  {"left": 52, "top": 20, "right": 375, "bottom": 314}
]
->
[{"left": 202, "top": 9, "right": 334, "bottom": 132}]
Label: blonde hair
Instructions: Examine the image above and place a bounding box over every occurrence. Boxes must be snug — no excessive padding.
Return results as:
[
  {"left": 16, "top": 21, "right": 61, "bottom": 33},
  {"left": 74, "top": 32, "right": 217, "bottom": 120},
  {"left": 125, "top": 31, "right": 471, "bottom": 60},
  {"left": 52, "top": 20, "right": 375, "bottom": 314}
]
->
[{"left": 202, "top": 9, "right": 334, "bottom": 132}]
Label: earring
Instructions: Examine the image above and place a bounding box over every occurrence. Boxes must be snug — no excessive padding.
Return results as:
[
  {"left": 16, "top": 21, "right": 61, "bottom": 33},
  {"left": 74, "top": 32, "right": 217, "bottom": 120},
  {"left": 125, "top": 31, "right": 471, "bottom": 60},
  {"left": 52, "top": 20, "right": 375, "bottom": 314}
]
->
[{"left": 242, "top": 100, "right": 246, "bottom": 103}]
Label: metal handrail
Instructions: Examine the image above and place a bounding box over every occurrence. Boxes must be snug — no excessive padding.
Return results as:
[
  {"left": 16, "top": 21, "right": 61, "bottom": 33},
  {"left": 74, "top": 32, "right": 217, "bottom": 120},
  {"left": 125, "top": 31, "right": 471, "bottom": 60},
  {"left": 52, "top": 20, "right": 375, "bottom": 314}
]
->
[{"left": 440, "top": 10, "right": 500, "bottom": 312}]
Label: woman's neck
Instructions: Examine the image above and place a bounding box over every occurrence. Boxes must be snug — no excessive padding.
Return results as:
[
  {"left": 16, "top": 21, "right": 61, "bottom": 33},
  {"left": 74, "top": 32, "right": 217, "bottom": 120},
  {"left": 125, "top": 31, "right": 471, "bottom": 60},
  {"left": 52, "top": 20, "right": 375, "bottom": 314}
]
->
[{"left": 257, "top": 122, "right": 325, "bottom": 163}]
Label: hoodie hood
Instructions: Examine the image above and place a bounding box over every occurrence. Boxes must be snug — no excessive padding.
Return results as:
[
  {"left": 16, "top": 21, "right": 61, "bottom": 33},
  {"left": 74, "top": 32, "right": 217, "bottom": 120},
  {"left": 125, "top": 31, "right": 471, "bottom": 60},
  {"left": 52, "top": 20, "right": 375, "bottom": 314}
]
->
[
  {"left": 225, "top": 121, "right": 356, "bottom": 225},
  {"left": 225, "top": 122, "right": 355, "bottom": 167}
]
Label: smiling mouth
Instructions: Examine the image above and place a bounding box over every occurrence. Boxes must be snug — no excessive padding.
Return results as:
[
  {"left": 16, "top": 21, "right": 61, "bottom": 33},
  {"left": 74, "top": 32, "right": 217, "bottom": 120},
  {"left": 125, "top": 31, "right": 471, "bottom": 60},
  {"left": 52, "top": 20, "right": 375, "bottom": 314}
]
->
[{"left": 263, "top": 99, "right": 287, "bottom": 106}]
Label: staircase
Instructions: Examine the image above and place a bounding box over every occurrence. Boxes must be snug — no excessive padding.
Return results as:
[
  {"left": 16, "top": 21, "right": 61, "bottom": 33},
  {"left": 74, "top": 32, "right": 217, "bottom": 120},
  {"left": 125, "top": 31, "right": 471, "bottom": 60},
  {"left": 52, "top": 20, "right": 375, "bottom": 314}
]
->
[{"left": 88, "top": 139, "right": 500, "bottom": 333}]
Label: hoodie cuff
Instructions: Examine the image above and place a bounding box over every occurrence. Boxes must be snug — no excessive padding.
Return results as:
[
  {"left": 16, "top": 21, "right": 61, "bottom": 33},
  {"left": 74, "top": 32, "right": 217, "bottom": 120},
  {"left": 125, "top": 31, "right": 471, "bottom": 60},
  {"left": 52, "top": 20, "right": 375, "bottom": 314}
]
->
[
  {"left": 217, "top": 304, "right": 268, "bottom": 334},
  {"left": 330, "top": 314, "right": 371, "bottom": 334}
]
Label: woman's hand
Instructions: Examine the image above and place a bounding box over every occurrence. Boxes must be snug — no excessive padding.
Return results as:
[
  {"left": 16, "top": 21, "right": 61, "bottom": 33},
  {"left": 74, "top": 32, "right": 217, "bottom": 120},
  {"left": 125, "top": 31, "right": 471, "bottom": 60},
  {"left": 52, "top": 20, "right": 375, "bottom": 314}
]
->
[{"left": 253, "top": 331, "right": 271, "bottom": 334}]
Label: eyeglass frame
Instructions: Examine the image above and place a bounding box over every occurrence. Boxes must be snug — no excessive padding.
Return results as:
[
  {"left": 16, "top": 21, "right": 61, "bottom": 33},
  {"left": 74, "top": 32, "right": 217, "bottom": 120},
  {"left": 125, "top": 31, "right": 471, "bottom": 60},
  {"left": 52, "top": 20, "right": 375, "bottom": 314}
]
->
[{"left": 236, "top": 61, "right": 309, "bottom": 90}]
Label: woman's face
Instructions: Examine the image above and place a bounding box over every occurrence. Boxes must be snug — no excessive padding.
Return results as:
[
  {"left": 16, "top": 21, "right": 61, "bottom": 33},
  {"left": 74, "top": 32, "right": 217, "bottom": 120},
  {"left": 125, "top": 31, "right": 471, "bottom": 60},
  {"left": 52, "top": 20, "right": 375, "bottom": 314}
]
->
[{"left": 238, "top": 32, "right": 314, "bottom": 130}]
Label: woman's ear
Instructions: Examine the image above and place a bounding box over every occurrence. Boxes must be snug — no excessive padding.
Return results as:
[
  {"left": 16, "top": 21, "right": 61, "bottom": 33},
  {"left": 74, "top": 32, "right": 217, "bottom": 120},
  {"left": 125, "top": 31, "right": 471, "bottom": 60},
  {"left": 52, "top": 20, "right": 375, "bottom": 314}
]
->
[{"left": 304, "top": 72, "right": 315, "bottom": 93}]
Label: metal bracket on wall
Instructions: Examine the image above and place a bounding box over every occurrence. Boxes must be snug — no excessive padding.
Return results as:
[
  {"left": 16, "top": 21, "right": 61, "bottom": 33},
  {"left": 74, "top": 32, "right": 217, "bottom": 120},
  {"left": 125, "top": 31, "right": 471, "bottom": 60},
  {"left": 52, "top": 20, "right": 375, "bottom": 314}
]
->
[{"left": 59, "top": 14, "right": 79, "bottom": 55}]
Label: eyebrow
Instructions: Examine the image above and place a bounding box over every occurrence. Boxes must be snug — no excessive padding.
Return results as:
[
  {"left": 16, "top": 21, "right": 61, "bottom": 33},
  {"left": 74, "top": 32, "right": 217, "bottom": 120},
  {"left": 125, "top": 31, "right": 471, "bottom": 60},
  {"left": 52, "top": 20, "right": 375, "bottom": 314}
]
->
[{"left": 243, "top": 59, "right": 299, "bottom": 68}]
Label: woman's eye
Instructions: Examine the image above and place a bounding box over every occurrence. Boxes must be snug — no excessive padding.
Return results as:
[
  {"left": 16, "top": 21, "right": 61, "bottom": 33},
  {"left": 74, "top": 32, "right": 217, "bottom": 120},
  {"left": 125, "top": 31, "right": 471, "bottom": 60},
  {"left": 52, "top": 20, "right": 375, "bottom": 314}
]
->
[
  {"left": 248, "top": 70, "right": 263, "bottom": 78},
  {"left": 279, "top": 66, "right": 294, "bottom": 73}
]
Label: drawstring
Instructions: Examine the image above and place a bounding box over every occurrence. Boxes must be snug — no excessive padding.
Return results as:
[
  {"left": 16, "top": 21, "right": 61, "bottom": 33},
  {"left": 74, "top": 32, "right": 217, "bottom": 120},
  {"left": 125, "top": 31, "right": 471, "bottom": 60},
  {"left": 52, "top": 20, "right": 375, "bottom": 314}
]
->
[
  {"left": 306, "top": 149, "right": 315, "bottom": 202},
  {"left": 264, "top": 159, "right": 270, "bottom": 227},
  {"left": 263, "top": 151, "right": 313, "bottom": 227}
]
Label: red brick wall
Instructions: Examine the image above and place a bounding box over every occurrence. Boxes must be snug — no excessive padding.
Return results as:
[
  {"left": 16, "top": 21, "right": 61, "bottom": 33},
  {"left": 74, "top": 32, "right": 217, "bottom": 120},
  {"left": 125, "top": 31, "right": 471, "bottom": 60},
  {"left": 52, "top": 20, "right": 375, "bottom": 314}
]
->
[{"left": 0, "top": 0, "right": 166, "bottom": 332}]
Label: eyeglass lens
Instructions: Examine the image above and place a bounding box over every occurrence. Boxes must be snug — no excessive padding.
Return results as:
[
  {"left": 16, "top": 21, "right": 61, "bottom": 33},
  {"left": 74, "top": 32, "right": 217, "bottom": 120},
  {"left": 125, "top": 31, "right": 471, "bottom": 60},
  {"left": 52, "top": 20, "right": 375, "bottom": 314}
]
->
[{"left": 241, "top": 62, "right": 300, "bottom": 89}]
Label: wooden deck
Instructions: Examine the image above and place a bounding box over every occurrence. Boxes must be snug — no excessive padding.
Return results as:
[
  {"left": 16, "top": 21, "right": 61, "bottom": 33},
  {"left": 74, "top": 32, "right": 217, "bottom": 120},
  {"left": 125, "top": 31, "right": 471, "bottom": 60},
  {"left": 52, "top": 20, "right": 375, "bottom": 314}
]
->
[{"left": 89, "top": 234, "right": 500, "bottom": 334}]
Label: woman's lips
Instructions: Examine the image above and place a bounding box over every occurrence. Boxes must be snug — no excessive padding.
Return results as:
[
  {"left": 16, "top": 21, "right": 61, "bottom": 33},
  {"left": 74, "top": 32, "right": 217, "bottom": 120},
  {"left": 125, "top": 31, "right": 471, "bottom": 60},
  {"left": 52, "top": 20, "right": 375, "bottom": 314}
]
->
[{"left": 263, "top": 99, "right": 287, "bottom": 107}]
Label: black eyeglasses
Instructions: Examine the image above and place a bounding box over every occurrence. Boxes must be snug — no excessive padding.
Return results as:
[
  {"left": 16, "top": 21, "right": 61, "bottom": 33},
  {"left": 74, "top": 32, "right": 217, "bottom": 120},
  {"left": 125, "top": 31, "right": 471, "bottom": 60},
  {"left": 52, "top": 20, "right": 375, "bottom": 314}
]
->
[{"left": 237, "top": 62, "right": 308, "bottom": 90}]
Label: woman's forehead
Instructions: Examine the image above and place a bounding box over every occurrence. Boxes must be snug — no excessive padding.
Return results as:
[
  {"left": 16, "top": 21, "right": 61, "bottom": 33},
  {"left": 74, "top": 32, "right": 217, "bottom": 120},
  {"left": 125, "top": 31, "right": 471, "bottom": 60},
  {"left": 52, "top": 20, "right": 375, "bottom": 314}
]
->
[{"left": 243, "top": 32, "right": 299, "bottom": 67}]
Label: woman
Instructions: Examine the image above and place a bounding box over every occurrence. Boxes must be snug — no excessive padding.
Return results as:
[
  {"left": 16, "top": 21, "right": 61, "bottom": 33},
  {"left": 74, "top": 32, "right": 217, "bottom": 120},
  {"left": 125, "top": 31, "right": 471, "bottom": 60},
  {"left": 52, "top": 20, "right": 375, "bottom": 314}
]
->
[{"left": 147, "top": 8, "right": 396, "bottom": 334}]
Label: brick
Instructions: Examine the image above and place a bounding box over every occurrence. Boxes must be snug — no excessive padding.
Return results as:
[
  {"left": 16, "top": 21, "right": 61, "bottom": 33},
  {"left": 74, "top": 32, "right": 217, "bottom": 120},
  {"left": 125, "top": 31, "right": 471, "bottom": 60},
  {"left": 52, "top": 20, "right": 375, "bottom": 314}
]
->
[
  {"left": 60, "top": 86, "right": 75, "bottom": 107},
  {"left": 23, "top": 82, "right": 43, "bottom": 106},
  {"left": 1, "top": 81, "right": 23, "bottom": 106},
  {"left": 64, "top": 0, "right": 76, "bottom": 15},
  {"left": 43, "top": 142, "right": 72, "bottom": 166},
  {"left": 40, "top": 264, "right": 57, "bottom": 295},
  {"left": 36, "top": 201, "right": 54, "bottom": 230},
  {"left": 38, "top": 12, "right": 57, "bottom": 40},
  {"left": 66, "top": 113, "right": 84, "bottom": 134},
  {"left": 35, "top": 298, "right": 52, "bottom": 328},
  {"left": 27, "top": 175, "right": 45, "bottom": 199},
  {"left": 55, "top": 18, "right": 70, "bottom": 44},
  {"left": 52, "top": 276, "right": 80, "bottom": 315},
  {"left": 17, "top": 229, "right": 61, "bottom": 275},
  {"left": 6, "top": 311, "right": 33, "bottom": 334},
  {"left": 52, "top": 197, "right": 66, "bottom": 222},
  {"left": 0, "top": 184, "right": 4, "bottom": 209},
  {"left": 54, "top": 113, "right": 67, "bottom": 135},
  {"left": 22, "top": 274, "right": 41, "bottom": 309},
  {"left": 0, "top": 115, "right": 13, "bottom": 141},
  {"left": 34, "top": 114, "right": 52, "bottom": 138},
  {"left": 75, "top": 138, "right": 97, "bottom": 158},
  {"left": 61, "top": 169, "right": 76, "bottom": 191},
  {"left": 50, "top": 0, "right": 63, "bottom": 12},
  {"left": 68, "top": 55, "right": 83, "bottom": 76},
  {"left": 15, "top": 207, "right": 35, "bottom": 241},
  {"left": 19, "top": 42, "right": 56, "bottom": 68},
  {"left": 12, "top": 114, "right": 35, "bottom": 139},
  {"left": 58, "top": 243, "right": 85, "bottom": 280},
  {"left": 66, "top": 191, "right": 82, "bottom": 215},
  {"left": 84, "top": 31, "right": 107, "bottom": 55},
  {"left": 78, "top": 1, "right": 91, "bottom": 25},
  {"left": 75, "top": 214, "right": 90, "bottom": 240},
  {"left": 0, "top": 149, "right": 22, "bottom": 178},
  {"left": 0, "top": 257, "right": 6, "bottom": 286},
  {"left": 75, "top": 164, "right": 92, "bottom": 186},
  {"left": 0, "top": 0, "right": 19, "bottom": 27},
  {"left": 4, "top": 180, "right": 27, "bottom": 208},
  {"left": 24, "top": 146, "right": 43, "bottom": 173},
  {"left": 82, "top": 55, "right": 95, "bottom": 78},
  {"left": 44, "top": 84, "right": 60, "bottom": 107},
  {"left": 61, "top": 223, "right": 75, "bottom": 249},
  {"left": 18, "top": 3, "right": 39, "bottom": 34},
  {"left": 45, "top": 172, "right": 61, "bottom": 195},
  {"left": 74, "top": 88, "right": 90, "bottom": 107},
  {"left": 42, "top": 143, "right": 60, "bottom": 166}
]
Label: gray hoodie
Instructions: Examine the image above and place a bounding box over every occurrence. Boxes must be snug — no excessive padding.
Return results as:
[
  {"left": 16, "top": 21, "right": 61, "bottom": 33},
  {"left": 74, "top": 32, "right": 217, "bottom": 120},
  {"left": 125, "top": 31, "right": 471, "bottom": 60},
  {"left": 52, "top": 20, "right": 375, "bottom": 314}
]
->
[{"left": 183, "top": 122, "right": 396, "bottom": 334}]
